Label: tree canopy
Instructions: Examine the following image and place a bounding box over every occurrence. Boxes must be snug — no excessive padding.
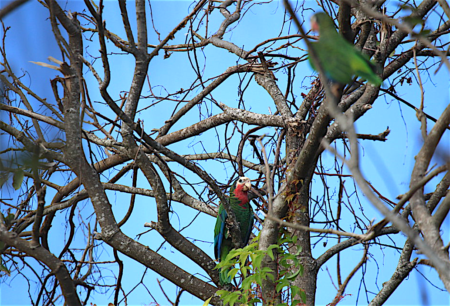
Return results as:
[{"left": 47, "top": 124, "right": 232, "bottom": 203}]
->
[{"left": 0, "top": 0, "right": 449, "bottom": 305}]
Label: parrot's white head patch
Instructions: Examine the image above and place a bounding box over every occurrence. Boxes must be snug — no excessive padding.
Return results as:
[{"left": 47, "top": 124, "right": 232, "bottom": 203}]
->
[
  {"left": 311, "top": 14, "right": 320, "bottom": 32},
  {"left": 236, "top": 177, "right": 251, "bottom": 192}
]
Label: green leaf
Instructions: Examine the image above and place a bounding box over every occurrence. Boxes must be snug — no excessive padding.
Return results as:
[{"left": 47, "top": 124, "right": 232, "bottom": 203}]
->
[
  {"left": 242, "top": 275, "right": 254, "bottom": 290},
  {"left": 216, "top": 290, "right": 229, "bottom": 296},
  {"left": 267, "top": 244, "right": 278, "bottom": 260},
  {"left": 219, "top": 291, "right": 231, "bottom": 305},
  {"left": 285, "top": 193, "right": 296, "bottom": 203},
  {"left": 241, "top": 265, "right": 248, "bottom": 278},
  {"left": 246, "top": 242, "right": 258, "bottom": 250},
  {"left": 228, "top": 293, "right": 241, "bottom": 306},
  {"left": 12, "top": 169, "right": 24, "bottom": 190},
  {"left": 403, "top": 16, "right": 423, "bottom": 26},
  {"left": 287, "top": 267, "right": 302, "bottom": 280},
  {"left": 249, "top": 253, "right": 256, "bottom": 265},
  {"left": 279, "top": 259, "right": 290, "bottom": 268},
  {"left": 418, "top": 29, "right": 431, "bottom": 37},
  {"left": 252, "top": 253, "right": 264, "bottom": 269},
  {"left": 292, "top": 235, "right": 298, "bottom": 244},
  {"left": 239, "top": 253, "right": 248, "bottom": 266},
  {"left": 223, "top": 291, "right": 240, "bottom": 306},
  {"left": 0, "top": 172, "right": 9, "bottom": 188},
  {"left": 389, "top": 48, "right": 396, "bottom": 58},
  {"left": 275, "top": 279, "right": 289, "bottom": 292},
  {"left": 228, "top": 267, "right": 239, "bottom": 279},
  {"left": 267, "top": 244, "right": 279, "bottom": 252},
  {"left": 255, "top": 271, "right": 262, "bottom": 285},
  {"left": 290, "top": 287, "right": 307, "bottom": 304},
  {"left": 227, "top": 249, "right": 239, "bottom": 258},
  {"left": 222, "top": 294, "right": 232, "bottom": 306},
  {"left": 202, "top": 296, "right": 213, "bottom": 306},
  {"left": 4, "top": 213, "right": 14, "bottom": 227},
  {"left": 300, "top": 289, "right": 307, "bottom": 303},
  {"left": 286, "top": 265, "right": 304, "bottom": 281},
  {"left": 398, "top": 3, "right": 418, "bottom": 13},
  {"left": 291, "top": 285, "right": 301, "bottom": 299},
  {"left": 0, "top": 258, "right": 10, "bottom": 276},
  {"left": 261, "top": 267, "right": 273, "bottom": 274},
  {"left": 249, "top": 298, "right": 262, "bottom": 305},
  {"left": 299, "top": 264, "right": 304, "bottom": 276}
]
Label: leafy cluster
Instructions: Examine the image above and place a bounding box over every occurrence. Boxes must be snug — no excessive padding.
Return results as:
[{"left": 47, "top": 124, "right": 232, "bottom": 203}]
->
[{"left": 215, "top": 232, "right": 306, "bottom": 306}]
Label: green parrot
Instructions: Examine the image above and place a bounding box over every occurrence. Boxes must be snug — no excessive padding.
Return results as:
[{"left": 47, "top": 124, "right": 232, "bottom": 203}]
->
[
  {"left": 214, "top": 177, "right": 254, "bottom": 285},
  {"left": 308, "top": 12, "right": 382, "bottom": 86}
]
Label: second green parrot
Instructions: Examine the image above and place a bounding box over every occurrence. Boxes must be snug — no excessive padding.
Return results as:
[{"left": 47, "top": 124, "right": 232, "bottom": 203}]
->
[
  {"left": 214, "top": 177, "right": 254, "bottom": 285},
  {"left": 309, "top": 12, "right": 382, "bottom": 86}
]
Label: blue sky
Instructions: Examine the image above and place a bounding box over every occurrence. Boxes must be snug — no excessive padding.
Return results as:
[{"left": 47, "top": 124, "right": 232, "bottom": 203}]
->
[{"left": 1, "top": 0, "right": 449, "bottom": 305}]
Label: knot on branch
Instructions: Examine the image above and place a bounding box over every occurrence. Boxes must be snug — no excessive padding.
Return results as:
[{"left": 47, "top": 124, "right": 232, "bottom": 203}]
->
[
  {"left": 286, "top": 118, "right": 308, "bottom": 134},
  {"left": 93, "top": 228, "right": 120, "bottom": 242}
]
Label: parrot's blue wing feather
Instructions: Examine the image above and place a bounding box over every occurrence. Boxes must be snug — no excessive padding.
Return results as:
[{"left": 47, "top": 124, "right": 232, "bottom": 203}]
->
[{"left": 214, "top": 208, "right": 227, "bottom": 260}]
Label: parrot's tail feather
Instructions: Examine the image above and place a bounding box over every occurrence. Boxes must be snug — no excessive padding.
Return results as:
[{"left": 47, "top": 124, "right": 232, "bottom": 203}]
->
[
  {"left": 219, "top": 267, "right": 232, "bottom": 285},
  {"left": 358, "top": 71, "right": 382, "bottom": 86}
]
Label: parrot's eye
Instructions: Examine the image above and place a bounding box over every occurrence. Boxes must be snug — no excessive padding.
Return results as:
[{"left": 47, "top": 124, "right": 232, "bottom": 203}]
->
[{"left": 238, "top": 179, "right": 243, "bottom": 183}]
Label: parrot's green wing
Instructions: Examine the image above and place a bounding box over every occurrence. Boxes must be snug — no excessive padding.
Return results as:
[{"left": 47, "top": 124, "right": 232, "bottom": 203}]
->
[
  {"left": 309, "top": 12, "right": 382, "bottom": 86},
  {"left": 309, "top": 42, "right": 356, "bottom": 84}
]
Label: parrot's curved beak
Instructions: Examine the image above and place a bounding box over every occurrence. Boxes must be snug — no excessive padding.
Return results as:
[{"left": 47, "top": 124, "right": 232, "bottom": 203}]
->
[{"left": 242, "top": 181, "right": 251, "bottom": 192}]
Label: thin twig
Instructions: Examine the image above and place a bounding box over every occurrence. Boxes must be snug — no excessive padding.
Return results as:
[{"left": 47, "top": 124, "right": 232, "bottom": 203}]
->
[
  {"left": 257, "top": 135, "right": 273, "bottom": 213},
  {"left": 262, "top": 212, "right": 367, "bottom": 239}
]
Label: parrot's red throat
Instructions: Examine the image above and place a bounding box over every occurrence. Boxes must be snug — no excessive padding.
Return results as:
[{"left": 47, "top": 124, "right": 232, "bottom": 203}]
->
[{"left": 234, "top": 184, "right": 249, "bottom": 205}]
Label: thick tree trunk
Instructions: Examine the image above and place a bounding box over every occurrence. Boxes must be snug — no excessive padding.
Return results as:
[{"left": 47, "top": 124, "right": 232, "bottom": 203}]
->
[{"left": 288, "top": 179, "right": 318, "bottom": 306}]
